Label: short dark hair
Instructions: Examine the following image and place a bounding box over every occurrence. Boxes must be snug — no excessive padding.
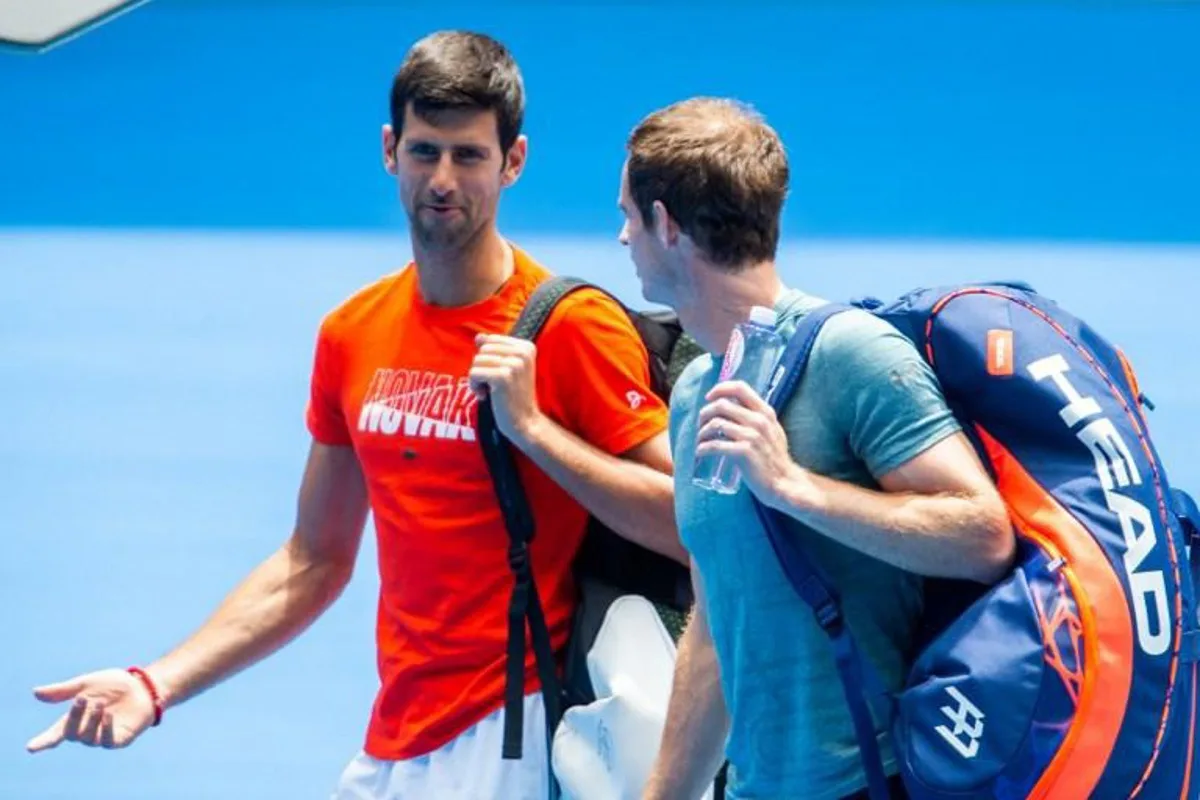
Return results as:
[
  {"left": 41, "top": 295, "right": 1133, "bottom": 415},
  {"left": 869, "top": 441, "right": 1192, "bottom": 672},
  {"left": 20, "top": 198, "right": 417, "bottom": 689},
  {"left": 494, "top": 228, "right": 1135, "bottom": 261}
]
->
[
  {"left": 626, "top": 97, "right": 789, "bottom": 269},
  {"left": 390, "top": 30, "right": 525, "bottom": 153}
]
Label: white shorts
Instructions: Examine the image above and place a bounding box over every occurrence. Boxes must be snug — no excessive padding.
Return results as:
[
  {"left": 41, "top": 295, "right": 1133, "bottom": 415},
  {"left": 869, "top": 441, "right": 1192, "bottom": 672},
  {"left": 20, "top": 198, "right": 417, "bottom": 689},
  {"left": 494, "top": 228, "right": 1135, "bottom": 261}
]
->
[{"left": 331, "top": 692, "right": 550, "bottom": 800}]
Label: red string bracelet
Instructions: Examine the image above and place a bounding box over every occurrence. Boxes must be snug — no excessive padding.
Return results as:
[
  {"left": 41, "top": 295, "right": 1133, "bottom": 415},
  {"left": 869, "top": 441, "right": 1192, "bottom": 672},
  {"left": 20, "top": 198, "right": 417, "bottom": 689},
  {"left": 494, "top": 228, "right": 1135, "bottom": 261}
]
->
[{"left": 127, "top": 667, "right": 164, "bottom": 726}]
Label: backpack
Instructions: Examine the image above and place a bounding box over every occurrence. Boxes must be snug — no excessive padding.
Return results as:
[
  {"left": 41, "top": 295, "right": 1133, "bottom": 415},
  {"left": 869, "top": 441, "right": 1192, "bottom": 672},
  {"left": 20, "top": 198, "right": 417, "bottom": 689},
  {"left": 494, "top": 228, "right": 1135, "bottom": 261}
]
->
[
  {"left": 475, "top": 276, "right": 704, "bottom": 770},
  {"left": 759, "top": 280, "right": 1200, "bottom": 800}
]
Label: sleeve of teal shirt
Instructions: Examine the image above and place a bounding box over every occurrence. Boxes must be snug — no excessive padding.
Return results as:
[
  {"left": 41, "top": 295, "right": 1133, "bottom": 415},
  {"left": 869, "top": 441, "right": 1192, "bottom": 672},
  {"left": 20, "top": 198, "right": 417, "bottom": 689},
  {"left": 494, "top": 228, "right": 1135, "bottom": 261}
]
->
[{"left": 810, "top": 310, "right": 962, "bottom": 479}]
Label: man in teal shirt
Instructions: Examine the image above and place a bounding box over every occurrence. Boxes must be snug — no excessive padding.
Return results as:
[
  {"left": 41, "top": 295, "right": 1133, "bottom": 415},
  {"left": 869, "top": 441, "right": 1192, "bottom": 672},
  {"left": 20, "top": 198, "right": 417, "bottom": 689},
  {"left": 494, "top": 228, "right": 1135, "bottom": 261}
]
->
[{"left": 617, "top": 97, "right": 1016, "bottom": 800}]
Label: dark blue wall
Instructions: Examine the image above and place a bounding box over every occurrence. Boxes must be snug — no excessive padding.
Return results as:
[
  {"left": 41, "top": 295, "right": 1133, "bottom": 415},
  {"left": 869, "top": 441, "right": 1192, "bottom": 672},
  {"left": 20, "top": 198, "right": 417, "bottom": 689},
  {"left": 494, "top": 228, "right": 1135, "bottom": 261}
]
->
[{"left": 3, "top": 2, "right": 1198, "bottom": 242}]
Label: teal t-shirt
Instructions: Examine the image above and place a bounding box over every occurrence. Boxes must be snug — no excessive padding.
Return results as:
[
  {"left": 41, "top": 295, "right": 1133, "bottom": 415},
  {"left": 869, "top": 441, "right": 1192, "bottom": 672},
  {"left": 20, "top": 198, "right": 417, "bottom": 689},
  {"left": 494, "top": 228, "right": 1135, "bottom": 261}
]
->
[{"left": 669, "top": 289, "right": 962, "bottom": 800}]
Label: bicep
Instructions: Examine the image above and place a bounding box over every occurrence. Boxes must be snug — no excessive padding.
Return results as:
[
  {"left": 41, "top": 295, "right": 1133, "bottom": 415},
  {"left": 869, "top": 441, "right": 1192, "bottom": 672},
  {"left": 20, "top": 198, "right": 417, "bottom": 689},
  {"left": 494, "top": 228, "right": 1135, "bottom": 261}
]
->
[
  {"left": 815, "top": 316, "right": 964, "bottom": 480},
  {"left": 294, "top": 440, "right": 370, "bottom": 568},
  {"left": 877, "top": 429, "right": 1015, "bottom": 579},
  {"left": 876, "top": 430, "right": 996, "bottom": 497}
]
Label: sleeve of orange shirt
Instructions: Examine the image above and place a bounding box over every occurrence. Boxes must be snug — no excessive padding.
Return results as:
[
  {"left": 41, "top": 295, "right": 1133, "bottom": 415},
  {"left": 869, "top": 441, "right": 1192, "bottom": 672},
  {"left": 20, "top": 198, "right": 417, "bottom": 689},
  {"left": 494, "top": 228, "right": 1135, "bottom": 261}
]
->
[
  {"left": 535, "top": 289, "right": 669, "bottom": 457},
  {"left": 305, "top": 319, "right": 354, "bottom": 446}
]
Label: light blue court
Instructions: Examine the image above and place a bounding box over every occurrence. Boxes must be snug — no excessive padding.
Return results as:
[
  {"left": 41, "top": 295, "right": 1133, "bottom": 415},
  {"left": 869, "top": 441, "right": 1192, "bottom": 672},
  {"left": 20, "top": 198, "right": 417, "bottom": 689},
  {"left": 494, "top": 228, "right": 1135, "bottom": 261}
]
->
[{"left": 2, "top": 2, "right": 1197, "bottom": 798}]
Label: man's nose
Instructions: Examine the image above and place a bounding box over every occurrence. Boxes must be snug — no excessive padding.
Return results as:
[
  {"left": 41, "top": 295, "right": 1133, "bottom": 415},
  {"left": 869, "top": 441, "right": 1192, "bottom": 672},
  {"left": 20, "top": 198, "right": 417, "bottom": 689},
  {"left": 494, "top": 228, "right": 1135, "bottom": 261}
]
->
[{"left": 428, "top": 153, "right": 457, "bottom": 197}]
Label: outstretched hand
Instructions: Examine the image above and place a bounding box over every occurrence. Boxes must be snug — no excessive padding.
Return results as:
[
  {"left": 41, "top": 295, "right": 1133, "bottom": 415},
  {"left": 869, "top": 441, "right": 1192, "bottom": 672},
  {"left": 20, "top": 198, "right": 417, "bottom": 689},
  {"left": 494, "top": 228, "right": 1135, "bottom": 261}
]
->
[{"left": 27, "top": 668, "right": 158, "bottom": 753}]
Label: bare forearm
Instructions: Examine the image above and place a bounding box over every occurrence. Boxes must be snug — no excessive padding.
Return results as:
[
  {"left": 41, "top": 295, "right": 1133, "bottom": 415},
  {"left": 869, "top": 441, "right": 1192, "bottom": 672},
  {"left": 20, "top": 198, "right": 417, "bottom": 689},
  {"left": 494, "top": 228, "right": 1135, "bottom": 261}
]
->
[
  {"left": 513, "top": 415, "right": 684, "bottom": 563},
  {"left": 147, "top": 535, "right": 352, "bottom": 707},
  {"left": 770, "top": 468, "right": 1012, "bottom": 583},
  {"left": 644, "top": 612, "right": 728, "bottom": 800}
]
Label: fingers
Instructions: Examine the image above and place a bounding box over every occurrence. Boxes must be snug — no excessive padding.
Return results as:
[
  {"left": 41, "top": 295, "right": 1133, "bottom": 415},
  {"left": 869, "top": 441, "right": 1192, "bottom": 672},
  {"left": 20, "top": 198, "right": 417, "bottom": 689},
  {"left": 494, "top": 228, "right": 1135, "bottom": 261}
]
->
[
  {"left": 471, "top": 354, "right": 524, "bottom": 371},
  {"left": 25, "top": 715, "right": 67, "bottom": 753},
  {"left": 694, "top": 432, "right": 752, "bottom": 461},
  {"left": 475, "top": 338, "right": 534, "bottom": 358},
  {"left": 468, "top": 365, "right": 516, "bottom": 392},
  {"left": 100, "top": 711, "right": 116, "bottom": 749},
  {"left": 475, "top": 333, "right": 507, "bottom": 347},
  {"left": 697, "top": 416, "right": 757, "bottom": 447},
  {"left": 468, "top": 353, "right": 530, "bottom": 400},
  {"left": 696, "top": 393, "right": 779, "bottom": 453},
  {"left": 697, "top": 398, "right": 763, "bottom": 432},
  {"left": 695, "top": 392, "right": 771, "bottom": 461},
  {"left": 63, "top": 696, "right": 88, "bottom": 740},
  {"left": 32, "top": 676, "right": 85, "bottom": 703},
  {"left": 470, "top": 334, "right": 536, "bottom": 400},
  {"left": 475, "top": 333, "right": 535, "bottom": 355},
  {"left": 705, "top": 380, "right": 771, "bottom": 412},
  {"left": 26, "top": 697, "right": 121, "bottom": 753},
  {"left": 76, "top": 699, "right": 105, "bottom": 745},
  {"left": 26, "top": 696, "right": 84, "bottom": 753}
]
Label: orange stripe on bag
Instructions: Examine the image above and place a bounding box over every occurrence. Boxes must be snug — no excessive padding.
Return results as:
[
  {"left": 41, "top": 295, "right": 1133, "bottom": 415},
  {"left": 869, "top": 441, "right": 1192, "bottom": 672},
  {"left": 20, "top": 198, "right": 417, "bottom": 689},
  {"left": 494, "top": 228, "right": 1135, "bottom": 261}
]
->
[{"left": 976, "top": 426, "right": 1134, "bottom": 800}]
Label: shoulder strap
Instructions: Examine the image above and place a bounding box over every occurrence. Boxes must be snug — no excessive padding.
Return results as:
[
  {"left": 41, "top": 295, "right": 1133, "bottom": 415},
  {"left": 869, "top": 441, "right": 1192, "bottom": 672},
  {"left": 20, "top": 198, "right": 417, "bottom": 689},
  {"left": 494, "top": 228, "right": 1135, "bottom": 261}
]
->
[
  {"left": 510, "top": 275, "right": 601, "bottom": 340},
  {"left": 511, "top": 276, "right": 693, "bottom": 400},
  {"left": 753, "top": 302, "right": 895, "bottom": 800},
  {"left": 477, "top": 275, "right": 601, "bottom": 769}
]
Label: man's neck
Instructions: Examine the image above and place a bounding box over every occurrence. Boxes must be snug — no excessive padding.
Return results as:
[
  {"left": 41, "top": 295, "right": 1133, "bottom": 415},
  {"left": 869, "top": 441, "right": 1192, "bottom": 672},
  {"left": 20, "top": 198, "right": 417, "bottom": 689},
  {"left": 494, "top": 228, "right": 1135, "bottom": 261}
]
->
[
  {"left": 678, "top": 260, "right": 785, "bottom": 356},
  {"left": 413, "top": 228, "right": 514, "bottom": 308}
]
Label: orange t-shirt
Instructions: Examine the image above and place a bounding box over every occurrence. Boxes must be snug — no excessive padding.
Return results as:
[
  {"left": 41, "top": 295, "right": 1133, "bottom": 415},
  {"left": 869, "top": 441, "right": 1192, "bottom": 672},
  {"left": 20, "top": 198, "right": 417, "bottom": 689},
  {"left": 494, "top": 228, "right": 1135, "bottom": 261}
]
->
[{"left": 305, "top": 244, "right": 669, "bottom": 760}]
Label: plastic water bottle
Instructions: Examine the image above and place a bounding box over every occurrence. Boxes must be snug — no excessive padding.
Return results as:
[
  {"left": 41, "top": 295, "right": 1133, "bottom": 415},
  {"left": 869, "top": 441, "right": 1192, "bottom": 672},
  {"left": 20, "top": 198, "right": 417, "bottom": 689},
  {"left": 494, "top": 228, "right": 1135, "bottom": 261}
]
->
[{"left": 692, "top": 305, "right": 786, "bottom": 495}]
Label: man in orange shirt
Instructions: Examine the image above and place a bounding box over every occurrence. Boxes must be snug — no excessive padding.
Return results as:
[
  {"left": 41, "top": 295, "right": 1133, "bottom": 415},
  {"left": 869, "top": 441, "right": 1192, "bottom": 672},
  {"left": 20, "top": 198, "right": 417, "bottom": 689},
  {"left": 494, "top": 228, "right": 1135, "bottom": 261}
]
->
[{"left": 25, "top": 30, "right": 683, "bottom": 799}]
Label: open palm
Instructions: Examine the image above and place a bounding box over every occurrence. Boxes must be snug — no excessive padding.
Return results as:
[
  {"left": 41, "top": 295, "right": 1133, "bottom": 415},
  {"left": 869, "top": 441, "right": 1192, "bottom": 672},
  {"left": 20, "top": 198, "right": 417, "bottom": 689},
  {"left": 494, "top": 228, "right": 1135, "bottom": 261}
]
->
[{"left": 26, "top": 668, "right": 158, "bottom": 752}]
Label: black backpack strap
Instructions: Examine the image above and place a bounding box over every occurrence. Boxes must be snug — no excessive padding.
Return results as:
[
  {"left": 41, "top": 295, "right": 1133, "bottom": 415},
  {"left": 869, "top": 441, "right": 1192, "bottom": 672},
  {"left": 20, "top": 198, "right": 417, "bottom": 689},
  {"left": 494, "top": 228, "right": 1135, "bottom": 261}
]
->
[
  {"left": 478, "top": 394, "right": 562, "bottom": 763},
  {"left": 477, "top": 275, "right": 600, "bottom": 763},
  {"left": 509, "top": 275, "right": 596, "bottom": 340}
]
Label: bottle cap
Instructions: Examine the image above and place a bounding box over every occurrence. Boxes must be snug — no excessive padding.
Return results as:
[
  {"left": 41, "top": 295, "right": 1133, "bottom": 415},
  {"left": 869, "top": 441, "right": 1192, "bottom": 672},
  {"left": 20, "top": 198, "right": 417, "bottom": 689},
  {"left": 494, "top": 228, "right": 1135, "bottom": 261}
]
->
[{"left": 748, "top": 305, "right": 777, "bottom": 328}]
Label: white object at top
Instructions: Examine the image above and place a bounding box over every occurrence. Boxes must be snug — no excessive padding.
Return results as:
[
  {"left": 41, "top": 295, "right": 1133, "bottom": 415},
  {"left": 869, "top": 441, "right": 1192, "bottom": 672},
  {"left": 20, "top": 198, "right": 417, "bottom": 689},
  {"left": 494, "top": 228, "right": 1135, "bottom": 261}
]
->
[
  {"left": 747, "top": 305, "right": 777, "bottom": 328},
  {"left": 0, "top": 0, "right": 147, "bottom": 48}
]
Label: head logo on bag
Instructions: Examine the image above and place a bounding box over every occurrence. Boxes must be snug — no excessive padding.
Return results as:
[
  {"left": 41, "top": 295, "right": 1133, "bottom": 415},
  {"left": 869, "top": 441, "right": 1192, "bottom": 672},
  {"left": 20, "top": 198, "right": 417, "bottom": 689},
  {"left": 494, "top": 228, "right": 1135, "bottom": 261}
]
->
[
  {"left": 761, "top": 281, "right": 1200, "bottom": 800},
  {"left": 1029, "top": 350, "right": 1172, "bottom": 658}
]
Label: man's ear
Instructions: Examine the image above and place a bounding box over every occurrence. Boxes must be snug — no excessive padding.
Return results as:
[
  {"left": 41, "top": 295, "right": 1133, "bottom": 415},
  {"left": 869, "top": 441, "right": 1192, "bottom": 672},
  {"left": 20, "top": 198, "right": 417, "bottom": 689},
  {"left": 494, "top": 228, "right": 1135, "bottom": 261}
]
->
[
  {"left": 651, "top": 200, "right": 678, "bottom": 248},
  {"left": 501, "top": 134, "right": 528, "bottom": 187},
  {"left": 382, "top": 124, "right": 398, "bottom": 176}
]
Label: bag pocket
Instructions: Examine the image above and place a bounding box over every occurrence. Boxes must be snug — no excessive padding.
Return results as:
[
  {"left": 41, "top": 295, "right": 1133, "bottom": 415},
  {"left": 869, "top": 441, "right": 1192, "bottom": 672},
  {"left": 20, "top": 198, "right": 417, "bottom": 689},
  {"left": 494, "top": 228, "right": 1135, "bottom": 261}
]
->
[{"left": 895, "top": 550, "right": 1080, "bottom": 798}]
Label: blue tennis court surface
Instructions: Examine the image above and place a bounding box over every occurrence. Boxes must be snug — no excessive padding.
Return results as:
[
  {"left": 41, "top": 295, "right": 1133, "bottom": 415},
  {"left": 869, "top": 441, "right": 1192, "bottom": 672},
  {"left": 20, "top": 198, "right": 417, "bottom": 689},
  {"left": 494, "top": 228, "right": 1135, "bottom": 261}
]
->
[{"left": 2, "top": 232, "right": 1197, "bottom": 798}]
